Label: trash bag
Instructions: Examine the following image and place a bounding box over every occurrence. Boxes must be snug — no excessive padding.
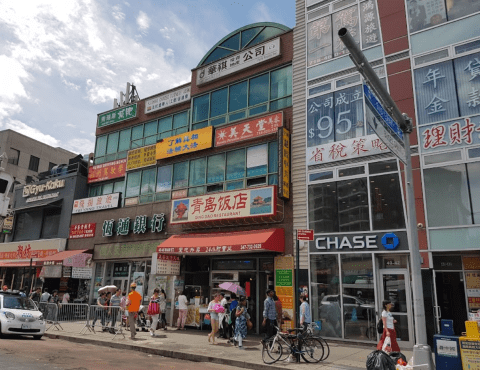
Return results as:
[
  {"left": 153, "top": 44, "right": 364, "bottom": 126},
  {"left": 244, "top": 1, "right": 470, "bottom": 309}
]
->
[
  {"left": 366, "top": 350, "right": 396, "bottom": 370},
  {"left": 389, "top": 352, "right": 407, "bottom": 365}
]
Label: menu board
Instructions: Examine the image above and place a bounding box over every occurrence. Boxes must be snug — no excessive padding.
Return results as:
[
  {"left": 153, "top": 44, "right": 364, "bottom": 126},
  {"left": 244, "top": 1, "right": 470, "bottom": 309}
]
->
[
  {"left": 466, "top": 272, "right": 480, "bottom": 310},
  {"left": 156, "top": 254, "right": 181, "bottom": 275}
]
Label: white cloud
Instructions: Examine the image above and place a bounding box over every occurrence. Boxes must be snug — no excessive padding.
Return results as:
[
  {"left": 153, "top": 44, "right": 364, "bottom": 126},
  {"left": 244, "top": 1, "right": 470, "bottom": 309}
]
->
[
  {"left": 86, "top": 79, "right": 117, "bottom": 104},
  {"left": 159, "top": 26, "right": 175, "bottom": 39},
  {"left": 250, "top": 3, "right": 273, "bottom": 23},
  {"left": 1, "top": 119, "right": 59, "bottom": 147},
  {"left": 62, "top": 79, "right": 80, "bottom": 90},
  {"left": 112, "top": 5, "right": 125, "bottom": 21},
  {"left": 166, "top": 48, "right": 174, "bottom": 58},
  {"left": 65, "top": 123, "right": 76, "bottom": 128},
  {"left": 137, "top": 11, "right": 150, "bottom": 32},
  {"left": 64, "top": 137, "right": 95, "bottom": 154}
]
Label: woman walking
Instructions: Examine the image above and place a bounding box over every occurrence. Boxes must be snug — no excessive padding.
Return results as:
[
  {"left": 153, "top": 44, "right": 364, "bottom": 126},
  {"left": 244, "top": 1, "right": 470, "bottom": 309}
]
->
[
  {"left": 233, "top": 297, "right": 249, "bottom": 350},
  {"left": 207, "top": 293, "right": 222, "bottom": 344},
  {"left": 148, "top": 288, "right": 161, "bottom": 337},
  {"left": 377, "top": 300, "right": 400, "bottom": 352},
  {"left": 159, "top": 289, "right": 167, "bottom": 330},
  {"left": 176, "top": 290, "right": 188, "bottom": 330}
]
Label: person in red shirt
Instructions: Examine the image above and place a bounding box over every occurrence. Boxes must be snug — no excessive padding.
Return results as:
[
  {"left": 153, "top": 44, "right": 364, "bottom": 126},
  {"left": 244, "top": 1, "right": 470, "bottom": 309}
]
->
[{"left": 127, "top": 283, "right": 142, "bottom": 339}]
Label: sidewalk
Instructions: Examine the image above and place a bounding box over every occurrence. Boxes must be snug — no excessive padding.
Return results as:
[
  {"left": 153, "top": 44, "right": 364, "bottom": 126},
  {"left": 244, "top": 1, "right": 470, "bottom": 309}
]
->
[{"left": 43, "top": 322, "right": 413, "bottom": 370}]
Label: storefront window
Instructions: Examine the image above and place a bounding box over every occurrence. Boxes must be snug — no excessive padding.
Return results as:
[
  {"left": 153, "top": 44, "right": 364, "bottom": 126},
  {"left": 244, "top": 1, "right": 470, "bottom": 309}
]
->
[
  {"left": 310, "top": 255, "right": 341, "bottom": 338},
  {"left": 341, "top": 254, "right": 375, "bottom": 341},
  {"left": 126, "top": 171, "right": 141, "bottom": 198},
  {"left": 207, "top": 154, "right": 225, "bottom": 184},
  {"left": 189, "top": 158, "right": 206, "bottom": 186},
  {"left": 226, "top": 149, "right": 245, "bottom": 180}
]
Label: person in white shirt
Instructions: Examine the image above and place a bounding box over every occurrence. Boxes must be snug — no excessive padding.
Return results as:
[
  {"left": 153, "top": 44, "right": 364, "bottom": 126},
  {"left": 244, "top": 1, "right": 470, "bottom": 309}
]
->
[
  {"left": 62, "top": 290, "right": 70, "bottom": 304},
  {"left": 377, "top": 300, "right": 400, "bottom": 352},
  {"left": 176, "top": 291, "right": 188, "bottom": 330}
]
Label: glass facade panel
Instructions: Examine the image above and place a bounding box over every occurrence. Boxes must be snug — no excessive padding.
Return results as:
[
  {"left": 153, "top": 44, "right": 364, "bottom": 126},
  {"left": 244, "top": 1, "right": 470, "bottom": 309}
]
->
[
  {"left": 429, "top": 226, "right": 480, "bottom": 250},
  {"left": 126, "top": 172, "right": 141, "bottom": 198},
  {"left": 102, "top": 183, "right": 113, "bottom": 195},
  {"left": 338, "top": 178, "right": 369, "bottom": 232},
  {"left": 41, "top": 208, "right": 61, "bottom": 239},
  {"left": 334, "top": 85, "right": 364, "bottom": 142},
  {"left": 156, "top": 165, "right": 172, "bottom": 192},
  {"left": 309, "top": 183, "right": 338, "bottom": 233},
  {"left": 453, "top": 51, "right": 480, "bottom": 118},
  {"left": 271, "top": 66, "right": 292, "bottom": 100},
  {"left": 210, "top": 88, "right": 228, "bottom": 117},
  {"left": 144, "top": 121, "right": 157, "bottom": 145},
  {"left": 370, "top": 174, "right": 405, "bottom": 230},
  {"left": 188, "top": 186, "right": 205, "bottom": 196},
  {"left": 118, "top": 129, "right": 131, "bottom": 152},
  {"left": 368, "top": 160, "right": 397, "bottom": 174},
  {"left": 95, "top": 135, "right": 107, "bottom": 157},
  {"left": 268, "top": 141, "right": 278, "bottom": 173},
  {"left": 424, "top": 164, "right": 472, "bottom": 226},
  {"left": 467, "top": 161, "right": 480, "bottom": 224},
  {"left": 189, "top": 158, "right": 206, "bottom": 186},
  {"left": 307, "top": 92, "right": 335, "bottom": 147},
  {"left": 249, "top": 74, "right": 269, "bottom": 107},
  {"left": 241, "top": 27, "right": 262, "bottom": 48},
  {"left": 173, "top": 161, "right": 189, "bottom": 189},
  {"left": 229, "top": 81, "right": 248, "bottom": 112},
  {"left": 106, "top": 132, "right": 119, "bottom": 155},
  {"left": 113, "top": 180, "right": 124, "bottom": 194},
  {"left": 341, "top": 254, "right": 375, "bottom": 341},
  {"left": 193, "top": 94, "right": 210, "bottom": 123},
  {"left": 226, "top": 149, "right": 245, "bottom": 180},
  {"left": 207, "top": 154, "right": 225, "bottom": 183},
  {"left": 246, "top": 144, "right": 268, "bottom": 177},
  {"left": 141, "top": 168, "right": 156, "bottom": 194},
  {"left": 173, "top": 111, "right": 188, "bottom": 130},
  {"left": 226, "top": 180, "right": 244, "bottom": 190},
  {"left": 158, "top": 116, "right": 173, "bottom": 137},
  {"left": 310, "top": 255, "right": 341, "bottom": 338}
]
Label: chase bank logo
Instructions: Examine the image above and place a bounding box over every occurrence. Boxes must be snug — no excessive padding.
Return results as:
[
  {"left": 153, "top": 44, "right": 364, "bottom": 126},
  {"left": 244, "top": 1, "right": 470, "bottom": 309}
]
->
[{"left": 381, "top": 233, "right": 399, "bottom": 250}]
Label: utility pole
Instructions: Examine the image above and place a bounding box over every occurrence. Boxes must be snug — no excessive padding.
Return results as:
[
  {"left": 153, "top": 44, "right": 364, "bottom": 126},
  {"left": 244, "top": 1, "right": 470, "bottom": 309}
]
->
[{"left": 338, "top": 28, "right": 434, "bottom": 369}]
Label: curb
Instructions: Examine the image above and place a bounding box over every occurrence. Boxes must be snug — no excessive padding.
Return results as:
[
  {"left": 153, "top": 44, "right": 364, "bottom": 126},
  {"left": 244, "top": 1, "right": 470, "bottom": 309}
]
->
[{"left": 44, "top": 332, "right": 363, "bottom": 370}]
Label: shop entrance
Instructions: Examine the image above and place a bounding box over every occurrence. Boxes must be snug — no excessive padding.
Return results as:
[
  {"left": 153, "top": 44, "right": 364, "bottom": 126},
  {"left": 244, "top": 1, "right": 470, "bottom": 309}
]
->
[
  {"left": 378, "top": 269, "right": 414, "bottom": 348},
  {"left": 112, "top": 278, "right": 129, "bottom": 293},
  {"left": 432, "top": 271, "right": 468, "bottom": 336}
]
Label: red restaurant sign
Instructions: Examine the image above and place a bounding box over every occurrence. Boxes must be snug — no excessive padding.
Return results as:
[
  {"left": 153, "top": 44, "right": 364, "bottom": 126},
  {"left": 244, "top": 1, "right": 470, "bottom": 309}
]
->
[
  {"left": 297, "top": 229, "right": 314, "bottom": 241},
  {"left": 69, "top": 223, "right": 96, "bottom": 239},
  {"left": 88, "top": 159, "right": 127, "bottom": 184},
  {"left": 215, "top": 112, "right": 283, "bottom": 147}
]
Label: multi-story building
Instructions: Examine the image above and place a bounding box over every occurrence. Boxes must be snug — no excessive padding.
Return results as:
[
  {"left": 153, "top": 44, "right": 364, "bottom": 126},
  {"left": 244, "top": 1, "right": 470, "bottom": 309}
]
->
[
  {"left": 293, "top": 0, "right": 480, "bottom": 347},
  {"left": 68, "top": 22, "right": 294, "bottom": 332}
]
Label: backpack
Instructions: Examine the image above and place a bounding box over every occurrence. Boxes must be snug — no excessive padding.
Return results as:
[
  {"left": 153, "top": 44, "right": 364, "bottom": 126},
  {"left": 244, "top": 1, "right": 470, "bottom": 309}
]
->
[{"left": 377, "top": 318, "right": 384, "bottom": 334}]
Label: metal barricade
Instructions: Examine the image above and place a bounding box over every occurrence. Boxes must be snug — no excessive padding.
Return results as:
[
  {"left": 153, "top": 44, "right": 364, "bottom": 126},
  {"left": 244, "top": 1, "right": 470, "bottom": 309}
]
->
[
  {"left": 83, "top": 304, "right": 125, "bottom": 339},
  {"left": 55, "top": 303, "right": 89, "bottom": 333},
  {"left": 44, "top": 303, "right": 62, "bottom": 331}
]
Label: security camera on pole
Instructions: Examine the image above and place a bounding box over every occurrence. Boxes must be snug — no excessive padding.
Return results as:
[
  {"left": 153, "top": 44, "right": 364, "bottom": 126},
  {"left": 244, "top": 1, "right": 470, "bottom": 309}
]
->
[{"left": 338, "top": 28, "right": 434, "bottom": 369}]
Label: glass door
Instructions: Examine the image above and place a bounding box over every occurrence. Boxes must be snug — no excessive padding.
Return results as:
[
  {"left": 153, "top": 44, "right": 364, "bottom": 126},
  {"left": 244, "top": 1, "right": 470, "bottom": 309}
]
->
[{"left": 378, "top": 269, "right": 414, "bottom": 348}]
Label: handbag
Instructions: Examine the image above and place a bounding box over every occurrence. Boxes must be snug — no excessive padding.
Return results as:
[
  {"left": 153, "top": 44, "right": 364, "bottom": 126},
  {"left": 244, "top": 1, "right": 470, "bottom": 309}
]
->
[
  {"left": 147, "top": 301, "right": 160, "bottom": 315},
  {"left": 247, "top": 319, "right": 253, "bottom": 330},
  {"left": 204, "top": 313, "right": 211, "bottom": 320},
  {"left": 382, "top": 335, "right": 392, "bottom": 353}
]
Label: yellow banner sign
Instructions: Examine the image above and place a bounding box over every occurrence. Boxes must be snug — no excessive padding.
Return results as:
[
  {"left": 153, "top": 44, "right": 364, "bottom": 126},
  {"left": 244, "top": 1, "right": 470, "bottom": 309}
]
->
[
  {"left": 156, "top": 126, "right": 213, "bottom": 159},
  {"left": 127, "top": 144, "right": 157, "bottom": 171}
]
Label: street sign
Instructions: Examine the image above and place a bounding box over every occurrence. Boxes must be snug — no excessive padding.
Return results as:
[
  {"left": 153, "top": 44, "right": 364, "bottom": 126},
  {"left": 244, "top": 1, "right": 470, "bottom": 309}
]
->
[
  {"left": 297, "top": 229, "right": 314, "bottom": 241},
  {"left": 363, "top": 84, "right": 407, "bottom": 164}
]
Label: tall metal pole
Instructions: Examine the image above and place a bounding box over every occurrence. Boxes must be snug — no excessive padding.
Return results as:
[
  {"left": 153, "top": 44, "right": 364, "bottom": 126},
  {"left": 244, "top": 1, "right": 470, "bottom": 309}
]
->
[
  {"left": 338, "top": 28, "right": 433, "bottom": 368},
  {"left": 295, "top": 235, "right": 300, "bottom": 328}
]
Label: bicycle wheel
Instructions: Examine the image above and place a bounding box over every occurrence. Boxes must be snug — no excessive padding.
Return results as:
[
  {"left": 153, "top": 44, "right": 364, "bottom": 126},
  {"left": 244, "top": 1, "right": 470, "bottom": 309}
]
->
[
  {"left": 262, "top": 338, "right": 283, "bottom": 364},
  {"left": 314, "top": 336, "right": 330, "bottom": 361},
  {"left": 300, "top": 337, "right": 324, "bottom": 363}
]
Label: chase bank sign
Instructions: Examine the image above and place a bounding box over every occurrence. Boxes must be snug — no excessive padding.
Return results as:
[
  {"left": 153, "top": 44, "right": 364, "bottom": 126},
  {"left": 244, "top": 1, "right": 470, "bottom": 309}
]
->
[{"left": 309, "top": 231, "right": 408, "bottom": 253}]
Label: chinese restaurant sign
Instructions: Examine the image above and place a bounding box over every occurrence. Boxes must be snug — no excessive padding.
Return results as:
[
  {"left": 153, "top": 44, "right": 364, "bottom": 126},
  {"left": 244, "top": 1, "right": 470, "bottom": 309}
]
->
[
  {"left": 274, "top": 256, "right": 295, "bottom": 330},
  {"left": 97, "top": 104, "right": 137, "bottom": 128},
  {"left": 419, "top": 114, "right": 480, "bottom": 153},
  {"left": 127, "top": 145, "right": 156, "bottom": 171},
  {"left": 156, "top": 126, "right": 213, "bottom": 159},
  {"left": 69, "top": 223, "right": 96, "bottom": 239},
  {"left": 0, "top": 239, "right": 65, "bottom": 260},
  {"left": 215, "top": 112, "right": 283, "bottom": 147},
  {"left": 102, "top": 213, "right": 165, "bottom": 237},
  {"left": 152, "top": 253, "right": 181, "bottom": 275},
  {"left": 278, "top": 127, "right": 290, "bottom": 199},
  {"left": 145, "top": 86, "right": 190, "bottom": 114},
  {"left": 72, "top": 193, "right": 120, "bottom": 214},
  {"left": 88, "top": 159, "right": 127, "bottom": 184},
  {"left": 307, "top": 134, "right": 390, "bottom": 166},
  {"left": 170, "top": 186, "right": 275, "bottom": 224},
  {"left": 197, "top": 38, "right": 281, "bottom": 86}
]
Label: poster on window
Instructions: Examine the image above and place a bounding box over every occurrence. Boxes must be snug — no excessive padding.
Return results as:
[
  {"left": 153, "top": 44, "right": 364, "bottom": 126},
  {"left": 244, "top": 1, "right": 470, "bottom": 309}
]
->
[
  {"left": 406, "top": 0, "right": 446, "bottom": 33},
  {"left": 360, "top": 0, "right": 381, "bottom": 48},
  {"left": 132, "top": 272, "right": 145, "bottom": 297},
  {"left": 307, "top": 17, "right": 333, "bottom": 66},
  {"left": 332, "top": 5, "right": 360, "bottom": 58},
  {"left": 275, "top": 256, "right": 295, "bottom": 330}
]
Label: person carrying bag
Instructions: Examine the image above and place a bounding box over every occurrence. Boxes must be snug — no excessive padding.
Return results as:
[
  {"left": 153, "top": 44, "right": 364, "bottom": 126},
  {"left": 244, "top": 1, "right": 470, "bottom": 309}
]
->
[{"left": 147, "top": 288, "right": 161, "bottom": 337}]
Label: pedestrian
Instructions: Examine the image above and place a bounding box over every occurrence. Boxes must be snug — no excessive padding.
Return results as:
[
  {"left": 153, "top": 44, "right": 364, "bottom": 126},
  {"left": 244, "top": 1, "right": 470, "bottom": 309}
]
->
[
  {"left": 92, "top": 291, "right": 108, "bottom": 332},
  {"left": 126, "top": 283, "right": 142, "bottom": 340},
  {"left": 62, "top": 289, "right": 70, "bottom": 304},
  {"left": 104, "top": 292, "right": 112, "bottom": 327},
  {"left": 176, "top": 290, "right": 188, "bottom": 330},
  {"left": 109, "top": 288, "right": 122, "bottom": 334},
  {"left": 40, "top": 288, "right": 50, "bottom": 303},
  {"left": 120, "top": 291, "right": 127, "bottom": 327},
  {"left": 229, "top": 293, "right": 238, "bottom": 340},
  {"left": 299, "top": 294, "right": 312, "bottom": 331},
  {"left": 377, "top": 300, "right": 400, "bottom": 352},
  {"left": 148, "top": 288, "right": 161, "bottom": 337},
  {"left": 207, "top": 293, "right": 222, "bottom": 344},
  {"left": 49, "top": 290, "right": 59, "bottom": 304},
  {"left": 1, "top": 285, "right": 8, "bottom": 291},
  {"left": 274, "top": 294, "right": 283, "bottom": 328},
  {"left": 29, "top": 287, "right": 42, "bottom": 304},
  {"left": 218, "top": 292, "right": 229, "bottom": 339},
  {"left": 233, "top": 296, "right": 249, "bottom": 350},
  {"left": 19, "top": 288, "right": 27, "bottom": 298},
  {"left": 159, "top": 289, "right": 167, "bottom": 330},
  {"left": 262, "top": 289, "right": 277, "bottom": 342}
]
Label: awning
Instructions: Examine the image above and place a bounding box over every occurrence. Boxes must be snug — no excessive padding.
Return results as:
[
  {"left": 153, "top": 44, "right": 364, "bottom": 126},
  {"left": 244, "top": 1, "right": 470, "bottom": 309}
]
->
[
  {"left": 36, "top": 249, "right": 91, "bottom": 266},
  {"left": 0, "top": 261, "right": 37, "bottom": 268},
  {"left": 14, "top": 199, "right": 62, "bottom": 212},
  {"left": 157, "top": 228, "right": 285, "bottom": 255}
]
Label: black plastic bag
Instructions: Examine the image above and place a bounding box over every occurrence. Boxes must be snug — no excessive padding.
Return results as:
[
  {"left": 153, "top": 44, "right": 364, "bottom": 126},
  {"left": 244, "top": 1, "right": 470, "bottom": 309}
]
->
[
  {"left": 366, "top": 350, "right": 396, "bottom": 370},
  {"left": 389, "top": 352, "right": 407, "bottom": 365}
]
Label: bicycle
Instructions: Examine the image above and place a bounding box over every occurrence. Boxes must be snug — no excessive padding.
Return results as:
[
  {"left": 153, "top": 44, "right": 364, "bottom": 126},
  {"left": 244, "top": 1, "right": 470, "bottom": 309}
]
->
[
  {"left": 301, "top": 322, "right": 330, "bottom": 361},
  {"left": 261, "top": 325, "right": 324, "bottom": 364}
]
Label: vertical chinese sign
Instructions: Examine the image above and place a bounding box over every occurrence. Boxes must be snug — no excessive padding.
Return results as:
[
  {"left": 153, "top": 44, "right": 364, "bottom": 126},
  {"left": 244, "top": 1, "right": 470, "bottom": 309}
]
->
[
  {"left": 274, "top": 256, "right": 295, "bottom": 330},
  {"left": 278, "top": 127, "right": 290, "bottom": 199}
]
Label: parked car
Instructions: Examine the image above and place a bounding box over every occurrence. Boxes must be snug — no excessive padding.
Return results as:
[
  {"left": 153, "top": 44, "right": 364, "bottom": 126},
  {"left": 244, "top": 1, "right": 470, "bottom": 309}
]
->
[
  {"left": 320, "top": 294, "right": 375, "bottom": 320},
  {"left": 0, "top": 291, "right": 45, "bottom": 339}
]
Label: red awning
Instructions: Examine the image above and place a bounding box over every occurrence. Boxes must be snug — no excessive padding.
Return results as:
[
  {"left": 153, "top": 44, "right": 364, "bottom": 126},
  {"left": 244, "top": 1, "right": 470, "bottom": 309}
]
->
[
  {"left": 0, "top": 261, "right": 37, "bottom": 267},
  {"left": 36, "top": 249, "right": 91, "bottom": 265},
  {"left": 157, "top": 228, "right": 285, "bottom": 255}
]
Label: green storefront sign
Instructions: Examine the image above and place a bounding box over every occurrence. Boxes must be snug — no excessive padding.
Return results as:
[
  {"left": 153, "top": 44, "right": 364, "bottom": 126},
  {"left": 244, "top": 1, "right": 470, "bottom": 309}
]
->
[
  {"left": 97, "top": 103, "right": 137, "bottom": 128},
  {"left": 94, "top": 241, "right": 160, "bottom": 260},
  {"left": 275, "top": 269, "right": 293, "bottom": 286}
]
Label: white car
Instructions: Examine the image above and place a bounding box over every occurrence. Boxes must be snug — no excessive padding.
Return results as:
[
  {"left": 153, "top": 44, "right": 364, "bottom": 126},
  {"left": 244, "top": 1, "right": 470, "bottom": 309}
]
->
[{"left": 0, "top": 291, "right": 45, "bottom": 339}]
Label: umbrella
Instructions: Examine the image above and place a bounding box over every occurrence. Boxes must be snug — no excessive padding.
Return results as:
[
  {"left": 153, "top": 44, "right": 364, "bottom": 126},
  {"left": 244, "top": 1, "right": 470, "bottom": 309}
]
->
[
  {"left": 218, "top": 282, "right": 246, "bottom": 296},
  {"left": 97, "top": 285, "right": 117, "bottom": 294}
]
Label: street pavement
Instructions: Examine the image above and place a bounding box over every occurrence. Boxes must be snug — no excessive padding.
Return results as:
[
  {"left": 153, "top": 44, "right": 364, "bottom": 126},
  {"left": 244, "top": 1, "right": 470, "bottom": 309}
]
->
[
  {"left": 36, "top": 321, "right": 414, "bottom": 369},
  {"left": 0, "top": 335, "right": 239, "bottom": 370}
]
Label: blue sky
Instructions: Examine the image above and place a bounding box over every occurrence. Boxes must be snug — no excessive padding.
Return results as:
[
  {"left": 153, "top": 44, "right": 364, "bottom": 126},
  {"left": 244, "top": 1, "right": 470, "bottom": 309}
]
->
[{"left": 0, "top": 0, "right": 295, "bottom": 155}]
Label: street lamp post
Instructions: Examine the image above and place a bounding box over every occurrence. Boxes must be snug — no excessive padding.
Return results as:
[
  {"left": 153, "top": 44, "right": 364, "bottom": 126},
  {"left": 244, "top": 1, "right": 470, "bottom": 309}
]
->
[{"left": 338, "top": 28, "right": 434, "bottom": 369}]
